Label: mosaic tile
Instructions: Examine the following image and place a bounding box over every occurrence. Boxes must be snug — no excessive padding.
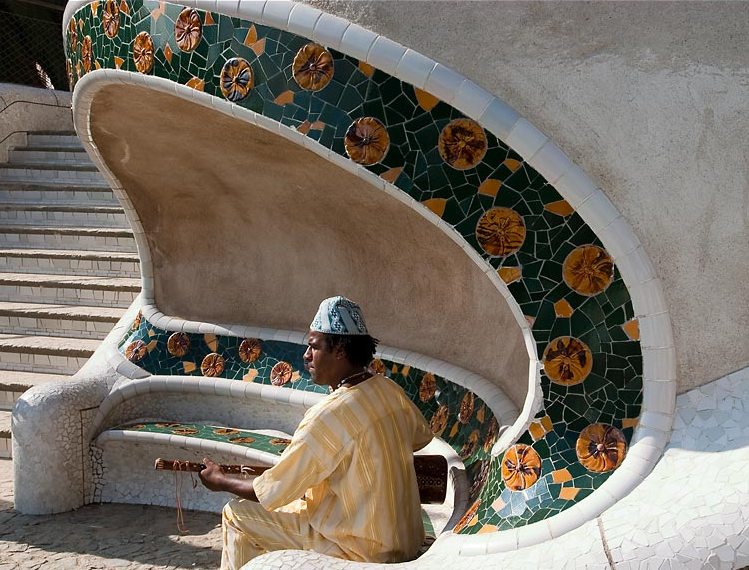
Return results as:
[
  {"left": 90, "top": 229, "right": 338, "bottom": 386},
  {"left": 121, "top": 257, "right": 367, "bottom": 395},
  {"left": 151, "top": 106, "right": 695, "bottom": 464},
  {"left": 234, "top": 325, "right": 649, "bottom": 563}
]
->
[{"left": 70, "top": 0, "right": 643, "bottom": 534}]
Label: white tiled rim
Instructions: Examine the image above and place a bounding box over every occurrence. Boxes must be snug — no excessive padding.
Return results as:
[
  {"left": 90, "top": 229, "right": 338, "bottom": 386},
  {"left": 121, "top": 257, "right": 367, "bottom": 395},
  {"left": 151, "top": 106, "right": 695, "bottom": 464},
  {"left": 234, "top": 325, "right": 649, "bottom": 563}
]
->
[{"left": 64, "top": 0, "right": 677, "bottom": 556}]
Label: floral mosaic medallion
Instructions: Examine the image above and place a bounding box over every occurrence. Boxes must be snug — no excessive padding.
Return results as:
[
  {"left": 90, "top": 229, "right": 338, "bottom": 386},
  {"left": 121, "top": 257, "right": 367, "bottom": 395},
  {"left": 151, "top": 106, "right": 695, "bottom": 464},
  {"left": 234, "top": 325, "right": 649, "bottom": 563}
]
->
[
  {"left": 238, "top": 338, "right": 262, "bottom": 363},
  {"left": 230, "top": 436, "right": 256, "bottom": 444},
  {"left": 430, "top": 404, "right": 449, "bottom": 436},
  {"left": 81, "top": 35, "right": 93, "bottom": 73},
  {"left": 483, "top": 417, "right": 499, "bottom": 453},
  {"left": 369, "top": 358, "right": 386, "bottom": 375},
  {"left": 459, "top": 392, "right": 475, "bottom": 424},
  {"left": 102, "top": 0, "right": 119, "bottom": 38},
  {"left": 438, "top": 118, "right": 487, "bottom": 170},
  {"left": 175, "top": 7, "right": 202, "bottom": 52},
  {"left": 453, "top": 500, "right": 480, "bottom": 533},
  {"left": 132, "top": 31, "right": 154, "bottom": 74},
  {"left": 563, "top": 245, "right": 615, "bottom": 296},
  {"left": 542, "top": 336, "right": 593, "bottom": 386},
  {"left": 68, "top": 18, "right": 78, "bottom": 51},
  {"left": 271, "top": 438, "right": 291, "bottom": 447},
  {"left": 292, "top": 43, "right": 334, "bottom": 92},
  {"left": 501, "top": 444, "right": 542, "bottom": 491},
  {"left": 270, "top": 361, "right": 293, "bottom": 386},
  {"left": 167, "top": 332, "right": 190, "bottom": 357},
  {"left": 172, "top": 426, "right": 199, "bottom": 435},
  {"left": 419, "top": 372, "right": 437, "bottom": 402},
  {"left": 220, "top": 58, "right": 253, "bottom": 102},
  {"left": 344, "top": 117, "right": 390, "bottom": 166},
  {"left": 125, "top": 340, "right": 147, "bottom": 362},
  {"left": 213, "top": 427, "right": 240, "bottom": 436},
  {"left": 475, "top": 207, "right": 526, "bottom": 257},
  {"left": 576, "top": 424, "right": 627, "bottom": 473},
  {"left": 200, "top": 352, "right": 225, "bottom": 377},
  {"left": 459, "top": 429, "right": 480, "bottom": 459}
]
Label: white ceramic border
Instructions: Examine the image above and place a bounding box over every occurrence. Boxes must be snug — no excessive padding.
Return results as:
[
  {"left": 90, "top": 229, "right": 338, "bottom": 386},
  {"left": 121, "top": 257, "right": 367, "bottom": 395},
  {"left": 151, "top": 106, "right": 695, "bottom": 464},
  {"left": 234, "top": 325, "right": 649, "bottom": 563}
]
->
[{"left": 62, "top": 0, "right": 677, "bottom": 554}]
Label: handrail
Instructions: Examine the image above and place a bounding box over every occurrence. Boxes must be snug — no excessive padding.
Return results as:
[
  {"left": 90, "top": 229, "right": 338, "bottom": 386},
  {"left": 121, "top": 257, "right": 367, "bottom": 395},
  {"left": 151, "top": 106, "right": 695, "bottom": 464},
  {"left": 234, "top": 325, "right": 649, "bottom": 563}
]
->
[{"left": 0, "top": 98, "right": 72, "bottom": 148}]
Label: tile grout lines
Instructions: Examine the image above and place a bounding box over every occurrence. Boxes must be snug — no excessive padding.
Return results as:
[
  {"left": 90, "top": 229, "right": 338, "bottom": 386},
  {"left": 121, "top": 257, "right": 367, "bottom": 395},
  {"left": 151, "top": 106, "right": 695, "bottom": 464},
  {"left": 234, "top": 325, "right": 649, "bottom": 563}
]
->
[{"left": 0, "top": 131, "right": 141, "bottom": 456}]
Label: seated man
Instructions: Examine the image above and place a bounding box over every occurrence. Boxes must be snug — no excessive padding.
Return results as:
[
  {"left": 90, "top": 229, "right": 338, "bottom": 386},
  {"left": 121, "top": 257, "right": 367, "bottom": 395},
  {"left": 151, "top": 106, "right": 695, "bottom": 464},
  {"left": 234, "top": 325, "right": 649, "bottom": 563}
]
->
[{"left": 199, "top": 296, "right": 434, "bottom": 569}]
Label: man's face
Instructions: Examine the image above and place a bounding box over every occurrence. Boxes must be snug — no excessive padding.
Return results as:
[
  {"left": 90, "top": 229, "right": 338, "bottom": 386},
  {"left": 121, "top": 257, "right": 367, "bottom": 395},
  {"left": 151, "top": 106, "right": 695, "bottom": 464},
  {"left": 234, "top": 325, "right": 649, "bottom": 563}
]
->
[{"left": 303, "top": 331, "right": 340, "bottom": 386}]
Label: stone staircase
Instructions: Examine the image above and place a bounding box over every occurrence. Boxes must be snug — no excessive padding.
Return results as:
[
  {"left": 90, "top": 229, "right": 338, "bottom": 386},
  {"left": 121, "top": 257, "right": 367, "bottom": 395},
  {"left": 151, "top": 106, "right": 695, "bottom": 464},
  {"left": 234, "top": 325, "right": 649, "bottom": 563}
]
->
[{"left": 0, "top": 132, "right": 140, "bottom": 457}]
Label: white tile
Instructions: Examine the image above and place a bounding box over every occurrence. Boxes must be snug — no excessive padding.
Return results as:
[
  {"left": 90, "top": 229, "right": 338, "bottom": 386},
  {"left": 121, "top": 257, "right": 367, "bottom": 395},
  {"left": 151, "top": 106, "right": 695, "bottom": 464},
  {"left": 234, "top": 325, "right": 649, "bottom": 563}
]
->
[
  {"left": 601, "top": 217, "right": 641, "bottom": 258},
  {"left": 630, "top": 278, "right": 669, "bottom": 317},
  {"left": 642, "top": 347, "right": 677, "bottom": 382},
  {"left": 554, "top": 163, "right": 597, "bottom": 208},
  {"left": 516, "top": 520, "right": 552, "bottom": 548},
  {"left": 366, "top": 36, "right": 406, "bottom": 76},
  {"left": 287, "top": 3, "right": 321, "bottom": 39},
  {"left": 423, "top": 64, "right": 464, "bottom": 107},
  {"left": 507, "top": 118, "right": 548, "bottom": 161},
  {"left": 478, "top": 97, "right": 520, "bottom": 143},
  {"left": 260, "top": 0, "right": 293, "bottom": 30},
  {"left": 394, "top": 49, "right": 436, "bottom": 90},
  {"left": 638, "top": 411, "right": 673, "bottom": 434},
  {"left": 639, "top": 313, "right": 675, "bottom": 349},
  {"left": 614, "top": 246, "right": 657, "bottom": 287},
  {"left": 528, "top": 141, "right": 573, "bottom": 185},
  {"left": 312, "top": 12, "right": 351, "bottom": 51},
  {"left": 642, "top": 379, "right": 677, "bottom": 416},
  {"left": 339, "top": 24, "right": 378, "bottom": 61}
]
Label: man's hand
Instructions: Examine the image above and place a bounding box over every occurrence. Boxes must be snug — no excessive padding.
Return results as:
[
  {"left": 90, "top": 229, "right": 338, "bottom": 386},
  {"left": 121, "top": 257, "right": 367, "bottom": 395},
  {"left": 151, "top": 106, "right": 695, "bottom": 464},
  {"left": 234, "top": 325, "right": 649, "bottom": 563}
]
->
[{"left": 199, "top": 458, "right": 228, "bottom": 492}]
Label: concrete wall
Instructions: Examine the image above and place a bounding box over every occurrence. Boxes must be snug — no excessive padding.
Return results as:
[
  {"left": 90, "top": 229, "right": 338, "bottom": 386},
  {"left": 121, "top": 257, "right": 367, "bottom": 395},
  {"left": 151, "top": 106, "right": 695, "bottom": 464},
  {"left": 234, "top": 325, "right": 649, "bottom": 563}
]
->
[
  {"left": 303, "top": 1, "right": 749, "bottom": 393},
  {"left": 0, "top": 83, "right": 72, "bottom": 162}
]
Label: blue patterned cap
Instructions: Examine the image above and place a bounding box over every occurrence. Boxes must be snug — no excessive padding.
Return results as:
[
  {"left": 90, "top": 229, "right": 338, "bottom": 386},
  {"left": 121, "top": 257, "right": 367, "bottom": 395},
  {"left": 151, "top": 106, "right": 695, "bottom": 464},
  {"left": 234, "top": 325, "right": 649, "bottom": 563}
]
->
[{"left": 310, "top": 296, "right": 369, "bottom": 335}]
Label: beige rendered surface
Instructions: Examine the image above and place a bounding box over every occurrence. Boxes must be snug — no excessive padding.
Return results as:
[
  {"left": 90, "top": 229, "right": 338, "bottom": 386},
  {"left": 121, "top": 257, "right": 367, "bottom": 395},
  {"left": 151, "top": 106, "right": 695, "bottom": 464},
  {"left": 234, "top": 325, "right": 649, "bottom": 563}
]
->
[
  {"left": 89, "top": 85, "right": 529, "bottom": 408},
  {"left": 301, "top": 0, "right": 749, "bottom": 393}
]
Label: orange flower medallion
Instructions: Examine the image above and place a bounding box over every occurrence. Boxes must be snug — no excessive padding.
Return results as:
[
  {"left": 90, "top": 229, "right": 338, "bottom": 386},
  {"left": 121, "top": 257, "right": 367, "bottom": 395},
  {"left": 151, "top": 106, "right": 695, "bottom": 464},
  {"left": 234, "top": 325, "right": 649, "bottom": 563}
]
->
[
  {"left": 562, "top": 245, "right": 614, "bottom": 296},
  {"left": 292, "top": 43, "right": 334, "bottom": 91},
  {"left": 167, "top": 332, "right": 190, "bottom": 357},
  {"left": 483, "top": 417, "right": 499, "bottom": 453},
  {"left": 201, "top": 353, "right": 225, "bottom": 377},
  {"left": 476, "top": 207, "right": 526, "bottom": 257},
  {"left": 213, "top": 427, "right": 240, "bottom": 436},
  {"left": 229, "top": 436, "right": 256, "bottom": 444},
  {"left": 81, "top": 35, "right": 93, "bottom": 73},
  {"left": 238, "top": 338, "right": 262, "bottom": 363},
  {"left": 125, "top": 340, "right": 147, "bottom": 363},
  {"left": 68, "top": 18, "right": 78, "bottom": 52},
  {"left": 542, "top": 336, "right": 593, "bottom": 386},
  {"left": 132, "top": 32, "right": 154, "bottom": 74},
  {"left": 576, "top": 424, "right": 627, "bottom": 472},
  {"left": 271, "top": 438, "right": 291, "bottom": 446},
  {"left": 419, "top": 372, "right": 437, "bottom": 402},
  {"left": 438, "top": 118, "right": 487, "bottom": 170},
  {"left": 458, "top": 392, "right": 475, "bottom": 424},
  {"left": 459, "top": 429, "right": 480, "bottom": 459},
  {"left": 175, "top": 8, "right": 202, "bottom": 53},
  {"left": 270, "top": 361, "right": 293, "bottom": 386},
  {"left": 430, "top": 404, "right": 449, "bottom": 437},
  {"left": 344, "top": 117, "right": 390, "bottom": 166},
  {"left": 172, "top": 427, "right": 199, "bottom": 436},
  {"left": 453, "top": 500, "right": 480, "bottom": 533},
  {"left": 102, "top": 0, "right": 119, "bottom": 38},
  {"left": 220, "top": 58, "right": 253, "bottom": 102},
  {"left": 501, "top": 444, "right": 542, "bottom": 491}
]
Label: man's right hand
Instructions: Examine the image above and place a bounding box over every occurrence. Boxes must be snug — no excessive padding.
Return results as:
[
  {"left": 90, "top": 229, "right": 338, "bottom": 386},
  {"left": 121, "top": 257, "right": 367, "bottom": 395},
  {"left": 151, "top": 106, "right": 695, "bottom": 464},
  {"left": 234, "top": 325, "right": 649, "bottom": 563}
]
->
[{"left": 199, "top": 458, "right": 228, "bottom": 492}]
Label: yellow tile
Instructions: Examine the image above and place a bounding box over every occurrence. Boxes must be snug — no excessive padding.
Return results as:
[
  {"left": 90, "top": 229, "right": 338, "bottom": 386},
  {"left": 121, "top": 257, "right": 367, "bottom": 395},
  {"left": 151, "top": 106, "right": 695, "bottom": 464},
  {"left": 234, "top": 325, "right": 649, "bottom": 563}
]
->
[
  {"left": 503, "top": 158, "right": 522, "bottom": 172},
  {"left": 551, "top": 468, "right": 572, "bottom": 483},
  {"left": 540, "top": 414, "right": 553, "bottom": 432},
  {"left": 182, "top": 361, "right": 196, "bottom": 374},
  {"left": 422, "top": 198, "right": 447, "bottom": 218},
  {"left": 449, "top": 421, "right": 460, "bottom": 438},
  {"left": 274, "top": 90, "right": 294, "bottom": 105},
  {"left": 477, "top": 405, "right": 485, "bottom": 424},
  {"left": 414, "top": 88, "right": 440, "bottom": 111},
  {"left": 401, "top": 365, "right": 410, "bottom": 377},
  {"left": 544, "top": 199, "right": 575, "bottom": 217},
  {"left": 391, "top": 364, "right": 399, "bottom": 375},
  {"left": 147, "top": 329, "right": 156, "bottom": 337},
  {"left": 146, "top": 339, "right": 158, "bottom": 352},
  {"left": 529, "top": 421, "right": 545, "bottom": 441},
  {"left": 467, "top": 514, "right": 479, "bottom": 527},
  {"left": 204, "top": 333, "right": 218, "bottom": 353},
  {"left": 186, "top": 77, "right": 204, "bottom": 91},
  {"left": 498, "top": 267, "right": 522, "bottom": 284},
  {"left": 91, "top": 1, "right": 99, "bottom": 16},
  {"left": 94, "top": 61, "right": 102, "bottom": 70},
  {"left": 478, "top": 178, "right": 502, "bottom": 197},
  {"left": 559, "top": 487, "right": 580, "bottom": 500},
  {"left": 358, "top": 61, "right": 375, "bottom": 78},
  {"left": 477, "top": 524, "right": 499, "bottom": 534},
  {"left": 622, "top": 318, "right": 640, "bottom": 340},
  {"left": 554, "top": 299, "right": 574, "bottom": 317}
]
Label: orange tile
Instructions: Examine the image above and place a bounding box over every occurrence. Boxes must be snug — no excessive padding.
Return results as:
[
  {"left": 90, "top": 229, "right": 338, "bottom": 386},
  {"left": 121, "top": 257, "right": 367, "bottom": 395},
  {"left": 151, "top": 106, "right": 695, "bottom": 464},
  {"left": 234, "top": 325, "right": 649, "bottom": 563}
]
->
[
  {"left": 114, "top": 56, "right": 124, "bottom": 69},
  {"left": 554, "top": 299, "right": 574, "bottom": 317},
  {"left": 422, "top": 198, "right": 446, "bottom": 218},
  {"left": 182, "top": 361, "right": 196, "bottom": 374},
  {"left": 529, "top": 421, "right": 545, "bottom": 441},
  {"left": 186, "top": 77, "right": 204, "bottom": 91},
  {"left": 478, "top": 178, "right": 502, "bottom": 197},
  {"left": 250, "top": 38, "right": 266, "bottom": 57},
  {"left": 544, "top": 199, "right": 575, "bottom": 217},
  {"left": 146, "top": 339, "right": 158, "bottom": 352},
  {"left": 503, "top": 158, "right": 522, "bottom": 172},
  {"left": 476, "top": 405, "right": 485, "bottom": 424},
  {"left": 477, "top": 524, "right": 499, "bottom": 534},
  {"left": 274, "top": 90, "right": 295, "bottom": 105},
  {"left": 622, "top": 417, "right": 640, "bottom": 429},
  {"left": 391, "top": 364, "right": 399, "bottom": 375},
  {"left": 559, "top": 487, "right": 579, "bottom": 500},
  {"left": 204, "top": 334, "right": 218, "bottom": 353},
  {"left": 119, "top": 1, "right": 128, "bottom": 15},
  {"left": 91, "top": 1, "right": 99, "bottom": 16},
  {"left": 540, "top": 414, "right": 553, "bottom": 432},
  {"left": 147, "top": 328, "right": 156, "bottom": 337},
  {"left": 204, "top": 11, "right": 215, "bottom": 25},
  {"left": 243, "top": 369, "right": 258, "bottom": 382},
  {"left": 498, "top": 267, "right": 522, "bottom": 284},
  {"left": 244, "top": 25, "right": 257, "bottom": 46},
  {"left": 401, "top": 365, "right": 410, "bottom": 376},
  {"left": 449, "top": 421, "right": 460, "bottom": 438},
  {"left": 163, "top": 44, "right": 172, "bottom": 65},
  {"left": 552, "top": 468, "right": 572, "bottom": 483},
  {"left": 622, "top": 318, "right": 640, "bottom": 340},
  {"left": 358, "top": 61, "right": 375, "bottom": 78},
  {"left": 94, "top": 61, "right": 102, "bottom": 70},
  {"left": 380, "top": 166, "right": 403, "bottom": 184},
  {"left": 414, "top": 88, "right": 440, "bottom": 112},
  {"left": 297, "top": 121, "right": 311, "bottom": 135}
]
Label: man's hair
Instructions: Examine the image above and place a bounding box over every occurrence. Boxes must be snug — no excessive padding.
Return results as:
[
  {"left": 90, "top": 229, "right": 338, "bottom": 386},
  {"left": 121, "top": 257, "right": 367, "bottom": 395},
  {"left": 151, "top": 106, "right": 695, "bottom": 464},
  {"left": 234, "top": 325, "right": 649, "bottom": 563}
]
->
[{"left": 322, "top": 333, "right": 379, "bottom": 368}]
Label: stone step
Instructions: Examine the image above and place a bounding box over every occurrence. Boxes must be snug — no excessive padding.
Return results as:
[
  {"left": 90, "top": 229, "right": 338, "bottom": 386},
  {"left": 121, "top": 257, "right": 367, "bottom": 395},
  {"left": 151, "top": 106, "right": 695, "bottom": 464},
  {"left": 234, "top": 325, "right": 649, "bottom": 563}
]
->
[
  {"left": 0, "top": 225, "right": 137, "bottom": 252},
  {"left": 0, "top": 203, "right": 128, "bottom": 227},
  {"left": 0, "top": 369, "right": 71, "bottom": 411},
  {"left": 26, "top": 132, "right": 81, "bottom": 149},
  {"left": 0, "top": 272, "right": 140, "bottom": 308},
  {"left": 0, "top": 248, "right": 140, "bottom": 278},
  {"left": 0, "top": 333, "right": 99, "bottom": 376},
  {"left": 0, "top": 410, "right": 9, "bottom": 458},
  {"left": 0, "top": 182, "right": 117, "bottom": 204},
  {"left": 0, "top": 165, "right": 104, "bottom": 186},
  {"left": 8, "top": 148, "right": 93, "bottom": 168},
  {"left": 0, "top": 300, "right": 125, "bottom": 340}
]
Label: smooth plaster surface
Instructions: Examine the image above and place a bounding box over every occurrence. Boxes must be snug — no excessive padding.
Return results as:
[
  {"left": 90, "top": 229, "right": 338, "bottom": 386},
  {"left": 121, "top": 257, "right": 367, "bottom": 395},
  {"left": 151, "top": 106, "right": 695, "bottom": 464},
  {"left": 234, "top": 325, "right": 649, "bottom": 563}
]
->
[
  {"left": 301, "top": 0, "right": 749, "bottom": 393},
  {"left": 89, "top": 84, "right": 530, "bottom": 407}
]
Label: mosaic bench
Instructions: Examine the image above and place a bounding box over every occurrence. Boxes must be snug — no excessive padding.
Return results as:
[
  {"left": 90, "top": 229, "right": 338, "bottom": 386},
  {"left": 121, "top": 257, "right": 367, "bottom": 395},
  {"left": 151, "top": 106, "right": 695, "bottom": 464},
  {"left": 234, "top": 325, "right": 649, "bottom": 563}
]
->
[{"left": 84, "top": 305, "right": 518, "bottom": 538}]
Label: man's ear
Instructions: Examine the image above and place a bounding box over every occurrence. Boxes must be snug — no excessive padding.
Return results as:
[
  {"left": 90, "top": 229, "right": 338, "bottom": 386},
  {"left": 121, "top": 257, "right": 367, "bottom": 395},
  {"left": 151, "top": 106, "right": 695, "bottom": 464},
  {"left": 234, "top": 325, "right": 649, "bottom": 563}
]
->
[{"left": 333, "top": 343, "right": 346, "bottom": 360}]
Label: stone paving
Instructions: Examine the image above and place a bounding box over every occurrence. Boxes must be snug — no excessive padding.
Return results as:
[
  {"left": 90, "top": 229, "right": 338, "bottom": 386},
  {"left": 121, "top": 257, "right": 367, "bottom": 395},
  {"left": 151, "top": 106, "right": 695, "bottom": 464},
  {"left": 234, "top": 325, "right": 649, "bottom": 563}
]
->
[{"left": 0, "top": 459, "right": 222, "bottom": 569}]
